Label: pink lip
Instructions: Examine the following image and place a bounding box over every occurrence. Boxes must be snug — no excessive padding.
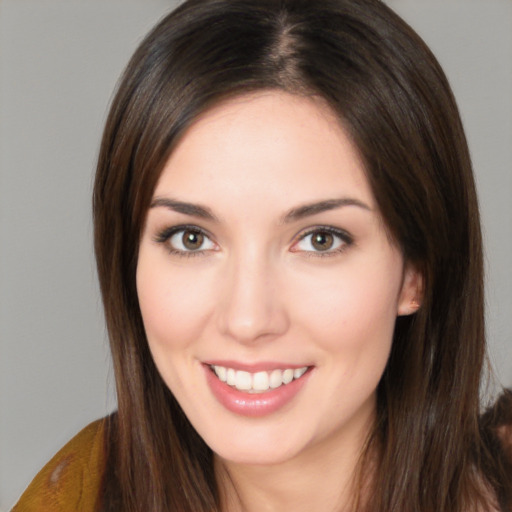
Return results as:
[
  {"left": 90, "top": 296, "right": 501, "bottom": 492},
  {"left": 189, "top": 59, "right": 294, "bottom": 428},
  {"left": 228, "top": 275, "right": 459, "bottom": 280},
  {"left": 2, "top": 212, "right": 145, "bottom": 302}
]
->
[{"left": 203, "top": 364, "right": 312, "bottom": 417}]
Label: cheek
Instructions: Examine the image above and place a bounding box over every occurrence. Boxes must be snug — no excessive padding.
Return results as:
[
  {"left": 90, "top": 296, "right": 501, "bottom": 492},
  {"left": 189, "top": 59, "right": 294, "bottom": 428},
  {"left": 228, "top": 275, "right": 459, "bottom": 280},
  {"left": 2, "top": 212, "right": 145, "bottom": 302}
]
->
[
  {"left": 136, "top": 255, "right": 217, "bottom": 352},
  {"left": 289, "top": 255, "right": 402, "bottom": 354},
  {"left": 285, "top": 255, "right": 402, "bottom": 426}
]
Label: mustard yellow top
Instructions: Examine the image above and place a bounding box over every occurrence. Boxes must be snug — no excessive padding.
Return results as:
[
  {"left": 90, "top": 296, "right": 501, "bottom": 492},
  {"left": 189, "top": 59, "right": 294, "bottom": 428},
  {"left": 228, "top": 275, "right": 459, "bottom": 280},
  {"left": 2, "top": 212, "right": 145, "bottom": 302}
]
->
[{"left": 12, "top": 419, "right": 106, "bottom": 512}]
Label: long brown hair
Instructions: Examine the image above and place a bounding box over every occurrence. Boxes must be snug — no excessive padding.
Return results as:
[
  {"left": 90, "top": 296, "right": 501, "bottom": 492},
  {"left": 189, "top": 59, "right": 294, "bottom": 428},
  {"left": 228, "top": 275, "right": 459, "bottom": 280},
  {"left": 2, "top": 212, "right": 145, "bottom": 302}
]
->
[{"left": 93, "top": 0, "right": 511, "bottom": 510}]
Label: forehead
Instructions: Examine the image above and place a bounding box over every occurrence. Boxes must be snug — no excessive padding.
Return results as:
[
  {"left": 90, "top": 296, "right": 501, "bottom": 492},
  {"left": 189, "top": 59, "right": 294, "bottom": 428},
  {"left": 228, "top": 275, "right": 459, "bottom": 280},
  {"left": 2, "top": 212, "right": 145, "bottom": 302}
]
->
[{"left": 154, "top": 91, "right": 375, "bottom": 215}]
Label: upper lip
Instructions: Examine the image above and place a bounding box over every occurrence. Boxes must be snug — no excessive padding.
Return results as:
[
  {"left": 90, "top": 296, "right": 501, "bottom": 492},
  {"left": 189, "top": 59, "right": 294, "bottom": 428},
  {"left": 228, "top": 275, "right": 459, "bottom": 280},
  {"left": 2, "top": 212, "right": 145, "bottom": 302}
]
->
[{"left": 203, "top": 360, "right": 312, "bottom": 372}]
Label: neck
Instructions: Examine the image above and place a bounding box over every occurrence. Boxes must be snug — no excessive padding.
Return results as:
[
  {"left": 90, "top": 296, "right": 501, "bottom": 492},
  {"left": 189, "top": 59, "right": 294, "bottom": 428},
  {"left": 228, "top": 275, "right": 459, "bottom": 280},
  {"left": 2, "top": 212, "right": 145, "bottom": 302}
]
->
[{"left": 215, "top": 411, "right": 376, "bottom": 512}]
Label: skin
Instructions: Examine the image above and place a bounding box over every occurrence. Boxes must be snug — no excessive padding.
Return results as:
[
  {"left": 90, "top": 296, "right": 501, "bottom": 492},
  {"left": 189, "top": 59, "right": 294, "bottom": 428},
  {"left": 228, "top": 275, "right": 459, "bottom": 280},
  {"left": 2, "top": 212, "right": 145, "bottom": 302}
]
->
[{"left": 136, "top": 91, "right": 421, "bottom": 511}]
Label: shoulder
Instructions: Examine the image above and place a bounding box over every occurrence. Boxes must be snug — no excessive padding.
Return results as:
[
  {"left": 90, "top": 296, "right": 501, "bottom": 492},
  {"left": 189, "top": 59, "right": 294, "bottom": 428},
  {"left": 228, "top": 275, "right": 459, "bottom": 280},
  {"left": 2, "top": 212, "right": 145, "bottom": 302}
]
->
[
  {"left": 12, "top": 418, "right": 107, "bottom": 512},
  {"left": 479, "top": 389, "right": 512, "bottom": 511},
  {"left": 481, "top": 389, "right": 512, "bottom": 458}
]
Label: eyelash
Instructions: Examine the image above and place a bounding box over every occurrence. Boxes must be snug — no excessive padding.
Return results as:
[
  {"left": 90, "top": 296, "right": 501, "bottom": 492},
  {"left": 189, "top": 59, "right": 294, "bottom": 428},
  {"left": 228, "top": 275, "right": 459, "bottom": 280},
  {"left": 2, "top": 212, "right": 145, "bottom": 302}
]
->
[
  {"left": 153, "top": 225, "right": 214, "bottom": 259},
  {"left": 153, "top": 224, "right": 353, "bottom": 258},
  {"left": 295, "top": 226, "right": 353, "bottom": 258}
]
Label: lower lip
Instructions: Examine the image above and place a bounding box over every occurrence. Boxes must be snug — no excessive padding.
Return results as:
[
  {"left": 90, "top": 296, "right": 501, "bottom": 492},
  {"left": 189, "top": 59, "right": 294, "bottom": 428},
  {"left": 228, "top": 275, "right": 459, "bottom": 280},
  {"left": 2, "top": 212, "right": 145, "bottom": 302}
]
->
[{"left": 203, "top": 365, "right": 312, "bottom": 417}]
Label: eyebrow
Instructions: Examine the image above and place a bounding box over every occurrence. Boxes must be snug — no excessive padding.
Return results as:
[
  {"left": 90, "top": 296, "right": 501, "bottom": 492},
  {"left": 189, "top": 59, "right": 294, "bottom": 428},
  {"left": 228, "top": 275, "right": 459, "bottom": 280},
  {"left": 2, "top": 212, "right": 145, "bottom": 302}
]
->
[
  {"left": 150, "top": 197, "right": 219, "bottom": 222},
  {"left": 150, "top": 196, "right": 371, "bottom": 223},
  {"left": 281, "top": 198, "right": 371, "bottom": 224}
]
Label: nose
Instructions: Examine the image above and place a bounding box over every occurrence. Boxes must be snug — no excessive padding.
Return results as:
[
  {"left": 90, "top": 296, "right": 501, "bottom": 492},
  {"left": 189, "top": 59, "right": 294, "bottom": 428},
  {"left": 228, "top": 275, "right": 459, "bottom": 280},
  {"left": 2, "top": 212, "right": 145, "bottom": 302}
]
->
[{"left": 216, "top": 250, "right": 290, "bottom": 344}]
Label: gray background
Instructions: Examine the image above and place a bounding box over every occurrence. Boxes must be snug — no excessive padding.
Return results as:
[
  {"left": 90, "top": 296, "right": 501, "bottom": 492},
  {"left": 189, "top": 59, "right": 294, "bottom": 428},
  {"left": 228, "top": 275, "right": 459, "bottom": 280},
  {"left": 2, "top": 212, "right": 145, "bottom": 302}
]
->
[{"left": 1, "top": 1, "right": 511, "bottom": 509}]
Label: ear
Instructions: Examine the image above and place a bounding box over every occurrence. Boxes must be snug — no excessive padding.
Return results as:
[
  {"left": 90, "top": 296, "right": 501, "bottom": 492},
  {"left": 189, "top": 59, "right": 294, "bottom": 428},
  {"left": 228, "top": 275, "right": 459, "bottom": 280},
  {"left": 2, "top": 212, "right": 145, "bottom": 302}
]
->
[{"left": 397, "top": 263, "right": 423, "bottom": 316}]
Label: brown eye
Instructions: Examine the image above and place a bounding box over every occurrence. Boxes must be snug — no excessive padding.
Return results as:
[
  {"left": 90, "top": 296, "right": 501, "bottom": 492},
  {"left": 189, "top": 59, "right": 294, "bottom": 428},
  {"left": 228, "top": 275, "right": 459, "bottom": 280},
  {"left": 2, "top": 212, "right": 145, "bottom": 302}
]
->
[
  {"left": 166, "top": 228, "right": 215, "bottom": 254},
  {"left": 293, "top": 227, "right": 351, "bottom": 255},
  {"left": 311, "top": 232, "right": 334, "bottom": 251},
  {"left": 182, "top": 230, "right": 204, "bottom": 250}
]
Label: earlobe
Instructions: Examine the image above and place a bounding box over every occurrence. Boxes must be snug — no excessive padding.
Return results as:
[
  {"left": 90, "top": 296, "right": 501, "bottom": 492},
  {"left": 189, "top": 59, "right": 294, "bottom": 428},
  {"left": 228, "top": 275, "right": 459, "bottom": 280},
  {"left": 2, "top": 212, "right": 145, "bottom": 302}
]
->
[{"left": 397, "top": 265, "right": 423, "bottom": 316}]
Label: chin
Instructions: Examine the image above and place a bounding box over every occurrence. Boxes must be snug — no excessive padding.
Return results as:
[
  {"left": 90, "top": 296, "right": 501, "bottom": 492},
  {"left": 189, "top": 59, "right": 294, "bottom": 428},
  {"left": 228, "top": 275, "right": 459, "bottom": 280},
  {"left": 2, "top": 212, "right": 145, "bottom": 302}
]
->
[
  {"left": 213, "top": 436, "right": 308, "bottom": 466},
  {"left": 192, "top": 409, "right": 317, "bottom": 467}
]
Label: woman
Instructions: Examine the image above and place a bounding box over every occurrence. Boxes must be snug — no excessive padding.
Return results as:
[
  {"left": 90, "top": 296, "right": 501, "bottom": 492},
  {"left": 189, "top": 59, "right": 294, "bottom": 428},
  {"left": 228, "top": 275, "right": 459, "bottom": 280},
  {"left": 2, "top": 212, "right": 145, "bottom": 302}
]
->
[{"left": 13, "top": 0, "right": 512, "bottom": 511}]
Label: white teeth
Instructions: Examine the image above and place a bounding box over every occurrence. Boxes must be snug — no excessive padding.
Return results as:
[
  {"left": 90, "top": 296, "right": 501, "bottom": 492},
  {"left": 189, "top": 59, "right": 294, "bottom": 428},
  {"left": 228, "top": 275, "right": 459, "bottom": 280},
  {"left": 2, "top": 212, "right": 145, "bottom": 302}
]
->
[
  {"left": 214, "top": 366, "right": 227, "bottom": 382},
  {"left": 269, "top": 369, "right": 283, "bottom": 389},
  {"left": 226, "top": 368, "right": 236, "bottom": 386},
  {"left": 282, "top": 369, "right": 294, "bottom": 384},
  {"left": 294, "top": 367, "right": 307, "bottom": 379},
  {"left": 252, "top": 371, "right": 270, "bottom": 391},
  {"left": 235, "top": 370, "right": 252, "bottom": 390},
  {"left": 212, "top": 365, "right": 309, "bottom": 393}
]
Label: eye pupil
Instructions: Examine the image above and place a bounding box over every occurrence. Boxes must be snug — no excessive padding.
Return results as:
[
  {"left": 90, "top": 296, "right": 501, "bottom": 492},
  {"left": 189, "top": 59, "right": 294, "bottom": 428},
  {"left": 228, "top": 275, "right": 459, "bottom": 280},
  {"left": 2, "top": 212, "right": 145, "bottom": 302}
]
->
[
  {"left": 183, "top": 230, "right": 203, "bottom": 250},
  {"left": 312, "top": 232, "right": 333, "bottom": 251}
]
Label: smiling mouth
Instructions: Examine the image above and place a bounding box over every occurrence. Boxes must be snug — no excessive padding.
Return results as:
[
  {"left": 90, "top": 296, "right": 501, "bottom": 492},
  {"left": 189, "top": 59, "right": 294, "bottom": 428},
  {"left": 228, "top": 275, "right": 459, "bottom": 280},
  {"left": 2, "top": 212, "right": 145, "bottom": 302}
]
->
[{"left": 210, "top": 365, "right": 309, "bottom": 394}]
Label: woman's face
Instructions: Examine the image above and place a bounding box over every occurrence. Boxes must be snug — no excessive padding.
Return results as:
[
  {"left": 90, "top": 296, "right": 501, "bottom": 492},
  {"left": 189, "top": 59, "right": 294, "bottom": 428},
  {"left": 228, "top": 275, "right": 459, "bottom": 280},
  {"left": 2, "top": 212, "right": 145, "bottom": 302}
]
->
[{"left": 137, "top": 91, "right": 420, "bottom": 465}]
